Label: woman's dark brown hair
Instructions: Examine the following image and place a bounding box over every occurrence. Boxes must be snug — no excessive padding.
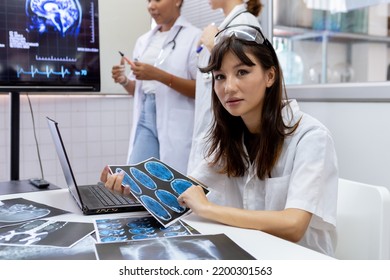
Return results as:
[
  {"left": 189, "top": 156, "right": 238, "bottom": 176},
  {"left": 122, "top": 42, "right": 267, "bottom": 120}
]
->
[
  {"left": 200, "top": 35, "right": 299, "bottom": 180},
  {"left": 246, "top": 0, "right": 263, "bottom": 17}
]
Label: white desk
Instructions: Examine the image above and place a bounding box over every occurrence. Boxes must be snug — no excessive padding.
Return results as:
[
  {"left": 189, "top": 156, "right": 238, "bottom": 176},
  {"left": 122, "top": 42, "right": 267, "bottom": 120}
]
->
[{"left": 0, "top": 188, "right": 333, "bottom": 260}]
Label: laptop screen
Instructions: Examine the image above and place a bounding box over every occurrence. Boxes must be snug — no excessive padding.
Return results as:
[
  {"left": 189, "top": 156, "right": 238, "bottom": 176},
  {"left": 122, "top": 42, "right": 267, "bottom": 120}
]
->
[{"left": 46, "top": 117, "right": 83, "bottom": 208}]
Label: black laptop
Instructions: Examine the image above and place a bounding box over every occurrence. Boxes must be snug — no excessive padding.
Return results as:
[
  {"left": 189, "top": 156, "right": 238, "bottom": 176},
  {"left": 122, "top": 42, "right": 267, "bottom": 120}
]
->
[{"left": 46, "top": 117, "right": 144, "bottom": 215}]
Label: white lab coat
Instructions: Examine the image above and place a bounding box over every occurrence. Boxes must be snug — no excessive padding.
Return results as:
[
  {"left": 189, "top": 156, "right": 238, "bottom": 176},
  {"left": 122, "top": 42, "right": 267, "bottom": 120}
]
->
[
  {"left": 190, "top": 100, "right": 339, "bottom": 256},
  {"left": 127, "top": 16, "right": 201, "bottom": 174},
  {"left": 187, "top": 4, "right": 262, "bottom": 174}
]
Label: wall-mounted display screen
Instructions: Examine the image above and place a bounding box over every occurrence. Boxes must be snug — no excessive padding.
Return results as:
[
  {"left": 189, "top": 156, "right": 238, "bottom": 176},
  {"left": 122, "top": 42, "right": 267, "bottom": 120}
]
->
[{"left": 0, "top": 0, "right": 100, "bottom": 92}]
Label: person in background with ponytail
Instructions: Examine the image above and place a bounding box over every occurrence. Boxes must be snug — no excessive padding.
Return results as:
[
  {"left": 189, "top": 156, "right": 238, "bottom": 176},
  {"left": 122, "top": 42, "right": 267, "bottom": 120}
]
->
[{"left": 187, "top": 0, "right": 264, "bottom": 174}]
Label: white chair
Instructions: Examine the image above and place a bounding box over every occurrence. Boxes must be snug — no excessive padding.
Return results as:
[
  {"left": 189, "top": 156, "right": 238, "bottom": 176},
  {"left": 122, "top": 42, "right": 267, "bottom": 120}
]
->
[{"left": 335, "top": 178, "right": 390, "bottom": 259}]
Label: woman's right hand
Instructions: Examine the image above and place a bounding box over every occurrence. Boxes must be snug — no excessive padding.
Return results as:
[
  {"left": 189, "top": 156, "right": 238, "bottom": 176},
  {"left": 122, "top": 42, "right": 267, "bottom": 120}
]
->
[
  {"left": 111, "top": 57, "right": 128, "bottom": 85},
  {"left": 100, "top": 166, "right": 131, "bottom": 195}
]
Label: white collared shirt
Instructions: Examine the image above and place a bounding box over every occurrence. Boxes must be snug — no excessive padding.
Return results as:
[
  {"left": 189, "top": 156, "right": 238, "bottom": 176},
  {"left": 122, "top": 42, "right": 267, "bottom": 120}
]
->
[{"left": 190, "top": 100, "right": 339, "bottom": 257}]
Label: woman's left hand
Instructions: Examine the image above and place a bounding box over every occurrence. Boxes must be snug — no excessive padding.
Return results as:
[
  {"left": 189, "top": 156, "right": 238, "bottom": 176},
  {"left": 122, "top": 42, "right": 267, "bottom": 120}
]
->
[
  {"left": 178, "top": 185, "right": 210, "bottom": 216},
  {"left": 131, "top": 62, "right": 160, "bottom": 81}
]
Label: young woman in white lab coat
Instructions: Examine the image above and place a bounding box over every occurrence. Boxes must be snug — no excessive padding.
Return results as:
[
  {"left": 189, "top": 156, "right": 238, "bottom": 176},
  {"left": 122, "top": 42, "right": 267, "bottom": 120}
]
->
[
  {"left": 111, "top": 0, "right": 200, "bottom": 174},
  {"left": 187, "top": 0, "right": 263, "bottom": 174},
  {"left": 102, "top": 24, "right": 338, "bottom": 256},
  {"left": 178, "top": 24, "right": 339, "bottom": 257}
]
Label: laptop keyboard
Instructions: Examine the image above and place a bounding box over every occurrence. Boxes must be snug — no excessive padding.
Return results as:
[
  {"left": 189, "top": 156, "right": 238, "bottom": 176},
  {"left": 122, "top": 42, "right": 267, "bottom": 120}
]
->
[{"left": 89, "top": 184, "right": 138, "bottom": 206}]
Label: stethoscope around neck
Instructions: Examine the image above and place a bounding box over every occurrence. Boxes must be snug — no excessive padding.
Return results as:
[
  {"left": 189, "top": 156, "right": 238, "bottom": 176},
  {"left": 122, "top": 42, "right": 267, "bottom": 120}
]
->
[{"left": 154, "top": 26, "right": 183, "bottom": 67}]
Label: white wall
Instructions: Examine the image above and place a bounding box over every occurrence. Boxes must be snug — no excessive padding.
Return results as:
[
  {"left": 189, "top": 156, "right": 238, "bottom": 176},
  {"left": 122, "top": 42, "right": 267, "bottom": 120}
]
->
[
  {"left": 0, "top": 94, "right": 135, "bottom": 187},
  {"left": 98, "top": 0, "right": 150, "bottom": 94},
  {"left": 298, "top": 100, "right": 390, "bottom": 189}
]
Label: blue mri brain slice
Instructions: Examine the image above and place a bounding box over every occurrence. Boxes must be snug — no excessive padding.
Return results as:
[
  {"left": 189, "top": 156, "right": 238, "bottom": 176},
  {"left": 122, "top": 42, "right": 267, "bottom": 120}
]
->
[
  {"left": 129, "top": 227, "right": 155, "bottom": 235},
  {"left": 26, "top": 0, "right": 82, "bottom": 36},
  {"left": 131, "top": 233, "right": 158, "bottom": 240},
  {"left": 0, "top": 203, "right": 51, "bottom": 223},
  {"left": 170, "top": 179, "right": 193, "bottom": 195},
  {"left": 155, "top": 189, "right": 185, "bottom": 213},
  {"left": 144, "top": 161, "right": 174, "bottom": 182},
  {"left": 126, "top": 217, "right": 153, "bottom": 229},
  {"left": 140, "top": 195, "right": 171, "bottom": 221},
  {"left": 96, "top": 222, "right": 122, "bottom": 230},
  {"left": 99, "top": 229, "right": 125, "bottom": 236},
  {"left": 101, "top": 236, "right": 127, "bottom": 242},
  {"left": 130, "top": 168, "right": 157, "bottom": 190},
  {"left": 115, "top": 168, "right": 142, "bottom": 195}
]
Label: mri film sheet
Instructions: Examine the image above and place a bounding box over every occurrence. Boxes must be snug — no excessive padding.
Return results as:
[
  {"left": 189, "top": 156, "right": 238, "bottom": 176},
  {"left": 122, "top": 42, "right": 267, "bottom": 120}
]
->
[
  {"left": 0, "top": 219, "right": 94, "bottom": 248},
  {"left": 0, "top": 197, "right": 69, "bottom": 228},
  {"left": 0, "top": 235, "right": 97, "bottom": 260},
  {"left": 94, "top": 215, "right": 198, "bottom": 243},
  {"left": 108, "top": 158, "right": 208, "bottom": 227},
  {"left": 95, "top": 233, "right": 255, "bottom": 260}
]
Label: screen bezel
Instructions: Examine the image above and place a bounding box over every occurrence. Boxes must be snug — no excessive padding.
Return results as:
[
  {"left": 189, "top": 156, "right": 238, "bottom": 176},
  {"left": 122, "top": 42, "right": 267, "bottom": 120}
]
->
[{"left": 0, "top": 0, "right": 101, "bottom": 93}]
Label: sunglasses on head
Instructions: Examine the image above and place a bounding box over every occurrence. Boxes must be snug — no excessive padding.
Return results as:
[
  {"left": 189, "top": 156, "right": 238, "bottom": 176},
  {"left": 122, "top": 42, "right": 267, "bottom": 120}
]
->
[{"left": 214, "top": 24, "right": 277, "bottom": 61}]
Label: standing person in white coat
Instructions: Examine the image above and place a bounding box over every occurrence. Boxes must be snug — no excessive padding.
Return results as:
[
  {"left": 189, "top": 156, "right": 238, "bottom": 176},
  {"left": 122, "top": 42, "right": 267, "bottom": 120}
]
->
[
  {"left": 187, "top": 0, "right": 263, "bottom": 174},
  {"left": 112, "top": 0, "right": 200, "bottom": 174}
]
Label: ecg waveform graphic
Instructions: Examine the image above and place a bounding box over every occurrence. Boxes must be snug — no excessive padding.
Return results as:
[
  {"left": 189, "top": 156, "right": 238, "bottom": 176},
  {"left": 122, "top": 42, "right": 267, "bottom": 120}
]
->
[{"left": 17, "top": 65, "right": 88, "bottom": 78}]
